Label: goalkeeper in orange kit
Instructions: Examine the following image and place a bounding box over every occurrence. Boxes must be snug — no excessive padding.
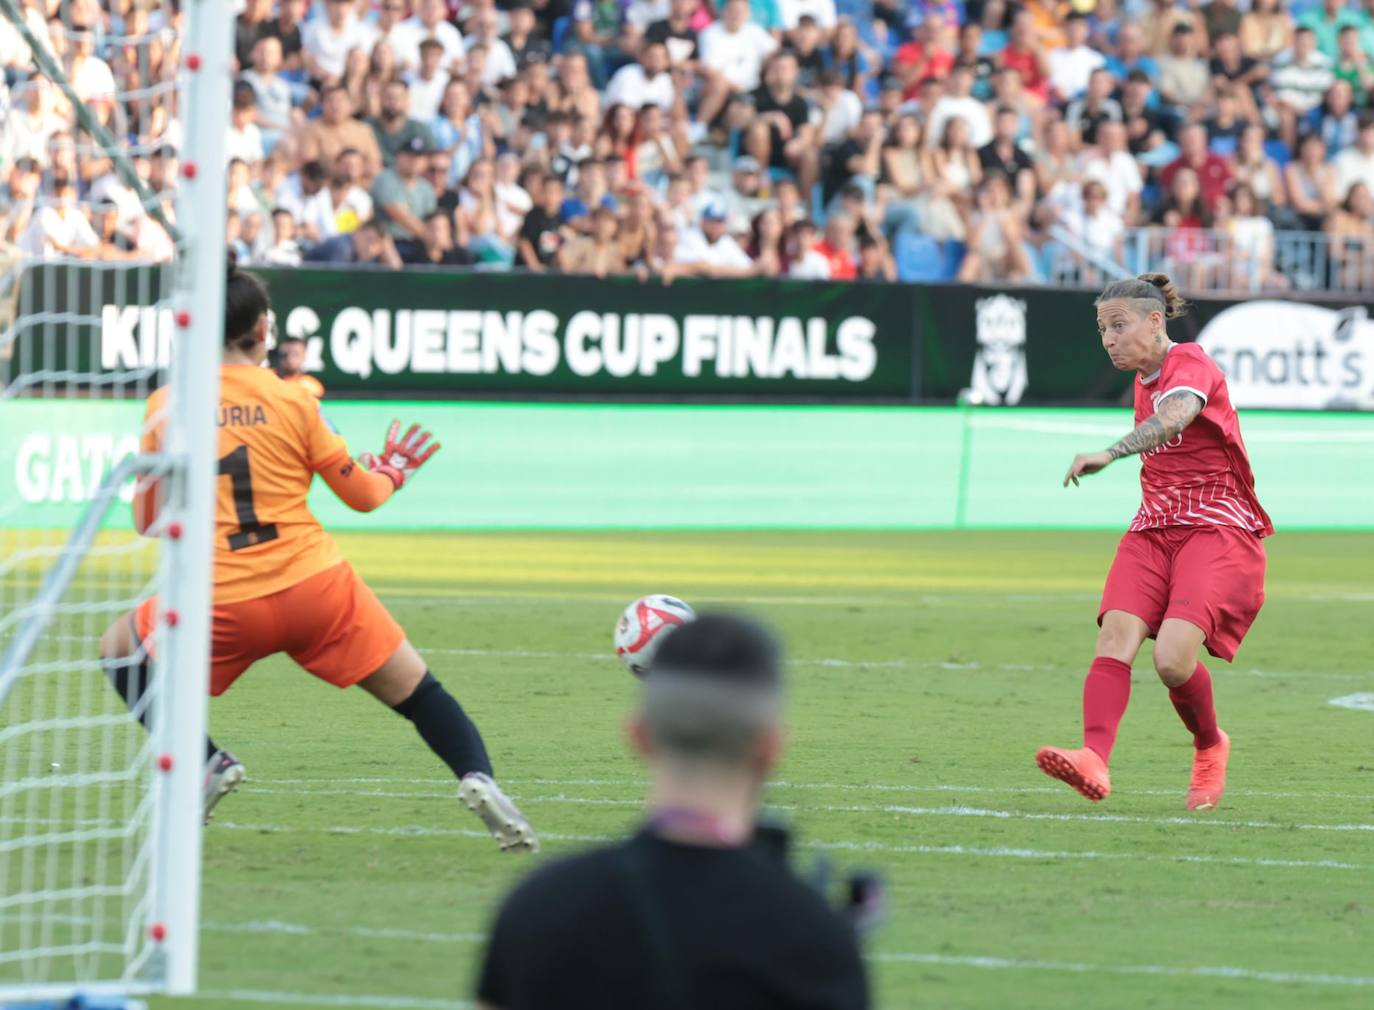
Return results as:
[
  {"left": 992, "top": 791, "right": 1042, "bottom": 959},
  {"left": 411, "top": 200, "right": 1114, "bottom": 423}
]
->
[{"left": 98, "top": 261, "right": 537, "bottom": 852}]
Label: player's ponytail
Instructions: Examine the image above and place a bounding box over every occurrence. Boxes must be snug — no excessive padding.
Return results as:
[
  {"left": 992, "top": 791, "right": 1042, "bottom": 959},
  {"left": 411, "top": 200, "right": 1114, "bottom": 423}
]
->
[
  {"left": 1096, "top": 273, "right": 1190, "bottom": 322},
  {"left": 224, "top": 255, "right": 270, "bottom": 353}
]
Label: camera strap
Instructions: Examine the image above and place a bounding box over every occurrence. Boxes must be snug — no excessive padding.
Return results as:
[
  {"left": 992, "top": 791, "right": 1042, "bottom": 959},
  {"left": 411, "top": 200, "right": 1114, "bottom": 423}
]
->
[{"left": 619, "top": 839, "right": 697, "bottom": 1010}]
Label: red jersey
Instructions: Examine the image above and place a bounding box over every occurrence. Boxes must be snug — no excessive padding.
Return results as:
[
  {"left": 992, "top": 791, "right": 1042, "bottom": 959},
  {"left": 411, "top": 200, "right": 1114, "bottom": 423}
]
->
[{"left": 1129, "top": 343, "right": 1273, "bottom": 538}]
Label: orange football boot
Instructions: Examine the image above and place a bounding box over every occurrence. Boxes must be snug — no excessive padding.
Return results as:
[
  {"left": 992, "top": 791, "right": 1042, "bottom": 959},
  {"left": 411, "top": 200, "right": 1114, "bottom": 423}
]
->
[
  {"left": 1186, "top": 730, "right": 1230, "bottom": 811},
  {"left": 1035, "top": 746, "right": 1112, "bottom": 802}
]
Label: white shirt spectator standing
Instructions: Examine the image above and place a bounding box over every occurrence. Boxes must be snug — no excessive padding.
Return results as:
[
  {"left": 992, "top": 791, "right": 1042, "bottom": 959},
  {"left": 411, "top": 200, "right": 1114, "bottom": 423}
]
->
[
  {"left": 372, "top": 0, "right": 420, "bottom": 71},
  {"left": 304, "top": 0, "right": 378, "bottom": 83},
  {"left": 464, "top": 8, "right": 516, "bottom": 86},
  {"left": 1048, "top": 14, "right": 1105, "bottom": 101},
  {"left": 699, "top": 0, "right": 778, "bottom": 94},
  {"left": 1, "top": 76, "right": 63, "bottom": 168},
  {"left": 925, "top": 67, "right": 993, "bottom": 150},
  {"left": 399, "top": 0, "right": 465, "bottom": 73},
  {"left": 1077, "top": 122, "right": 1143, "bottom": 221},
  {"left": 777, "top": 0, "right": 837, "bottom": 31},
  {"left": 406, "top": 39, "right": 452, "bottom": 120},
  {"left": 605, "top": 42, "right": 675, "bottom": 111}
]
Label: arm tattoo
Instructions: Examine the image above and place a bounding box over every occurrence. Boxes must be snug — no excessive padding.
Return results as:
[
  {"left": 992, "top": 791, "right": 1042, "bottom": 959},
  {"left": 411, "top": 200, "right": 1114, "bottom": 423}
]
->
[{"left": 1105, "top": 391, "right": 1204, "bottom": 461}]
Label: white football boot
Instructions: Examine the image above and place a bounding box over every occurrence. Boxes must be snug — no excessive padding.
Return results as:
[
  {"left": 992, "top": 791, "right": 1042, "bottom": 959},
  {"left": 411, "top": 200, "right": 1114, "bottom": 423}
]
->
[
  {"left": 459, "top": 772, "right": 539, "bottom": 853},
  {"left": 203, "top": 750, "right": 246, "bottom": 824}
]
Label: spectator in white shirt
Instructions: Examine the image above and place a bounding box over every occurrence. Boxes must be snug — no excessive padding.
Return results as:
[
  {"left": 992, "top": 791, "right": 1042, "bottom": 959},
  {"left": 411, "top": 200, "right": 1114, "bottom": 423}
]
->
[
  {"left": 372, "top": 0, "right": 419, "bottom": 71},
  {"left": 242, "top": 36, "right": 295, "bottom": 142},
  {"left": 406, "top": 37, "right": 452, "bottom": 119},
  {"left": 925, "top": 65, "right": 993, "bottom": 150},
  {"left": 1059, "top": 180, "right": 1124, "bottom": 264},
  {"left": 777, "top": 0, "right": 837, "bottom": 31},
  {"left": 19, "top": 175, "right": 98, "bottom": 259},
  {"left": 699, "top": 0, "right": 778, "bottom": 123},
  {"left": 605, "top": 42, "right": 675, "bottom": 111},
  {"left": 1333, "top": 114, "right": 1374, "bottom": 202},
  {"left": 674, "top": 201, "right": 755, "bottom": 276},
  {"left": 226, "top": 83, "right": 266, "bottom": 166},
  {"left": 304, "top": 0, "right": 378, "bottom": 84},
  {"left": 0, "top": 0, "right": 52, "bottom": 76},
  {"left": 400, "top": 0, "right": 465, "bottom": 73},
  {"left": 1076, "top": 121, "right": 1142, "bottom": 222},
  {"left": 1048, "top": 12, "right": 1105, "bottom": 101},
  {"left": 1, "top": 75, "right": 63, "bottom": 168},
  {"left": 464, "top": 7, "right": 517, "bottom": 85},
  {"left": 67, "top": 17, "right": 116, "bottom": 105}
]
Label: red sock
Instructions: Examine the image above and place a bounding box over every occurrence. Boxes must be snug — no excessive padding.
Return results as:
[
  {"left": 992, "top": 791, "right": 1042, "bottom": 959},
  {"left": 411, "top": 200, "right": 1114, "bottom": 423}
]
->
[
  {"left": 1169, "top": 661, "right": 1221, "bottom": 750},
  {"left": 1082, "top": 657, "right": 1132, "bottom": 763}
]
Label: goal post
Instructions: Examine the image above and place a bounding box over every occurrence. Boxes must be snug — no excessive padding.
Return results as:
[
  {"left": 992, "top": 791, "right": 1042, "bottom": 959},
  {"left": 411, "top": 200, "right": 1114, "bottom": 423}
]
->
[{"left": 0, "top": 0, "right": 230, "bottom": 1001}]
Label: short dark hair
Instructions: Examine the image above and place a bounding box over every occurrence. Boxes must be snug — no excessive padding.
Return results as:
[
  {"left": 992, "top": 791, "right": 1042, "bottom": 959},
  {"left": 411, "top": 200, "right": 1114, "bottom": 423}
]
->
[
  {"left": 301, "top": 159, "right": 327, "bottom": 183},
  {"left": 225, "top": 256, "right": 270, "bottom": 350},
  {"left": 651, "top": 613, "right": 780, "bottom": 688},
  {"left": 643, "top": 614, "right": 783, "bottom": 762}
]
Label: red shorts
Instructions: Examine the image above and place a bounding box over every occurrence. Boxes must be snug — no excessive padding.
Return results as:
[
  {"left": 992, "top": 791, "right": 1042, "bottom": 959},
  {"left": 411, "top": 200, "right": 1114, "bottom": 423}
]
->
[
  {"left": 1098, "top": 526, "right": 1266, "bottom": 662},
  {"left": 136, "top": 561, "right": 404, "bottom": 696}
]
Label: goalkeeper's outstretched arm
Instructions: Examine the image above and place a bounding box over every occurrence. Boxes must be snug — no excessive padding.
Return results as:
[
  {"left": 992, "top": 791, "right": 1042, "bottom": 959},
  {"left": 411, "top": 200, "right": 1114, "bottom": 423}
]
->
[
  {"left": 320, "top": 420, "right": 442, "bottom": 512},
  {"left": 320, "top": 457, "right": 396, "bottom": 513}
]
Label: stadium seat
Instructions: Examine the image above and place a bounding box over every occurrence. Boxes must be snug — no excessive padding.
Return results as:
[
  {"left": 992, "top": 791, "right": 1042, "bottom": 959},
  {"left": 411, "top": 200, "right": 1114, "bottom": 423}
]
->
[{"left": 895, "top": 233, "right": 945, "bottom": 282}]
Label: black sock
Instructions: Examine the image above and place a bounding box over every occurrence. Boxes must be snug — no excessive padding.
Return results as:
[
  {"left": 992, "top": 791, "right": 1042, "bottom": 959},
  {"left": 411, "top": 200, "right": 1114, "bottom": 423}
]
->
[
  {"left": 392, "top": 671, "right": 493, "bottom": 778},
  {"left": 103, "top": 652, "right": 221, "bottom": 762}
]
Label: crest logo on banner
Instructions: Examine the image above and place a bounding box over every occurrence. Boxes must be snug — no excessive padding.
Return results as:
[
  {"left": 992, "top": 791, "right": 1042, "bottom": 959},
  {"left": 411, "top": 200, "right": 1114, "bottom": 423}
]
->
[{"left": 964, "top": 294, "right": 1028, "bottom": 405}]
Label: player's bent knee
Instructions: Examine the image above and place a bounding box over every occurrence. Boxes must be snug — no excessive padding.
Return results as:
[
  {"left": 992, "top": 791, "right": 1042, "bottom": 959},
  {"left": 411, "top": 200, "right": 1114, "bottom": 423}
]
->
[{"left": 1152, "top": 648, "right": 1195, "bottom": 688}]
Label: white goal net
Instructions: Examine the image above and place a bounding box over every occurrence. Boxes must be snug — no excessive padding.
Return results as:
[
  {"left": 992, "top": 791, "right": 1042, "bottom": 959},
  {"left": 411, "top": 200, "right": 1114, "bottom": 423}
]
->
[{"left": 0, "top": 0, "right": 227, "bottom": 1001}]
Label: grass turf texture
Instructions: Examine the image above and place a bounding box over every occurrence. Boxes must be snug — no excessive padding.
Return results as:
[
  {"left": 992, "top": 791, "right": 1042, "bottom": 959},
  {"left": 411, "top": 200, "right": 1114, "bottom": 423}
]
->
[{"left": 125, "top": 530, "right": 1371, "bottom": 1010}]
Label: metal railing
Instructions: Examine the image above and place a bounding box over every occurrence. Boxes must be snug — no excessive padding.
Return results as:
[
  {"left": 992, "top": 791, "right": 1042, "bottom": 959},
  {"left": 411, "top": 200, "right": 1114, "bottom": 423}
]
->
[{"left": 1117, "top": 227, "right": 1374, "bottom": 294}]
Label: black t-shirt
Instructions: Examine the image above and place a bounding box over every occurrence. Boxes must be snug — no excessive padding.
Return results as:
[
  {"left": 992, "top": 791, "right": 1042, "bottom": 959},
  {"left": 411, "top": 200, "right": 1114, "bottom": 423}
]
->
[
  {"left": 1210, "top": 54, "right": 1260, "bottom": 94},
  {"left": 270, "top": 21, "right": 303, "bottom": 66},
  {"left": 823, "top": 137, "right": 864, "bottom": 202},
  {"left": 753, "top": 87, "right": 811, "bottom": 166},
  {"left": 645, "top": 19, "right": 698, "bottom": 63},
  {"left": 508, "top": 34, "right": 553, "bottom": 70},
  {"left": 234, "top": 17, "right": 274, "bottom": 69},
  {"left": 519, "top": 206, "right": 564, "bottom": 266},
  {"left": 977, "top": 140, "right": 1032, "bottom": 181},
  {"left": 785, "top": 44, "right": 826, "bottom": 90},
  {"left": 478, "top": 831, "right": 868, "bottom": 1010}
]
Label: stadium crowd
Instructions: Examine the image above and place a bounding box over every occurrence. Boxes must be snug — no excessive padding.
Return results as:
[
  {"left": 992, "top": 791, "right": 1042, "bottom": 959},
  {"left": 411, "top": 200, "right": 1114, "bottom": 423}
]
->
[{"left": 4, "top": 0, "right": 1374, "bottom": 286}]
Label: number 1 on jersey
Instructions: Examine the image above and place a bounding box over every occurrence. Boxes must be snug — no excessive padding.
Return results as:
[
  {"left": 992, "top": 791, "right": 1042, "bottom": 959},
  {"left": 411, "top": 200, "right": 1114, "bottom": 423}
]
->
[{"left": 217, "top": 445, "right": 280, "bottom": 551}]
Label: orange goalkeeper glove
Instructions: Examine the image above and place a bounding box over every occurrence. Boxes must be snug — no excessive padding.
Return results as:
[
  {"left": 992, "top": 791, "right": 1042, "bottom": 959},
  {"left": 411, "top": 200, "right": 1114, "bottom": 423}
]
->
[{"left": 359, "top": 421, "right": 440, "bottom": 490}]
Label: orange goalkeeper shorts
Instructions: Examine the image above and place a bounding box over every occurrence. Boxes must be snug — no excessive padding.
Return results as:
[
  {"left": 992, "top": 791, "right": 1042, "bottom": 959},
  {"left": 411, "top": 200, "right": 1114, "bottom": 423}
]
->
[{"left": 135, "top": 561, "right": 404, "bottom": 696}]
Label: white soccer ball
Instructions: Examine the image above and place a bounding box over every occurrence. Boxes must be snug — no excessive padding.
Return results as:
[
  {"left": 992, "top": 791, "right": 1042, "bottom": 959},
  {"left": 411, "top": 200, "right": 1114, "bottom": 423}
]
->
[{"left": 614, "top": 595, "right": 695, "bottom": 677}]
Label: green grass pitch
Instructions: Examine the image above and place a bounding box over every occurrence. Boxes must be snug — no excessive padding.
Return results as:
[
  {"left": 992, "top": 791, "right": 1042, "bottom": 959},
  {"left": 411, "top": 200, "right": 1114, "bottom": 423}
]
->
[{"left": 131, "top": 530, "right": 1372, "bottom": 1010}]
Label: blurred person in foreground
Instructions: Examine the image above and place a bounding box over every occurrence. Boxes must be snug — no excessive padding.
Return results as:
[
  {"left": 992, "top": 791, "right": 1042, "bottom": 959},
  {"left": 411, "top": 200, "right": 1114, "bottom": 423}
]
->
[
  {"left": 273, "top": 333, "right": 324, "bottom": 399},
  {"left": 475, "top": 613, "right": 869, "bottom": 1010}
]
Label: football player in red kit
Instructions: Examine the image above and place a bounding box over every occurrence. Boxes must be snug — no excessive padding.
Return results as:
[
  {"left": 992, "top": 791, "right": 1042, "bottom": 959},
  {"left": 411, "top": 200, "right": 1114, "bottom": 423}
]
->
[{"left": 1037, "top": 273, "right": 1272, "bottom": 810}]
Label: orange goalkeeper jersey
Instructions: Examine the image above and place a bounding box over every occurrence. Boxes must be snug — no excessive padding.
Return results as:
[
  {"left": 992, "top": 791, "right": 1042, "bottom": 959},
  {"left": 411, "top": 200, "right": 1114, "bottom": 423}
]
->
[{"left": 141, "top": 364, "right": 351, "bottom": 604}]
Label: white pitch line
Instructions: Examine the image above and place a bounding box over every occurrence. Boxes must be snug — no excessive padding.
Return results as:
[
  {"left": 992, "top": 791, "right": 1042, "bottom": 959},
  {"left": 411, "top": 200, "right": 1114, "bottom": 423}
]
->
[
  {"left": 197, "top": 989, "right": 470, "bottom": 1009},
  {"left": 409, "top": 643, "right": 1374, "bottom": 681},
  {"left": 257, "top": 775, "right": 1374, "bottom": 803},
  {"left": 218, "top": 797, "right": 1374, "bottom": 839},
  {"left": 1330, "top": 693, "right": 1374, "bottom": 712},
  {"left": 870, "top": 952, "right": 1374, "bottom": 988},
  {"left": 204, "top": 920, "right": 486, "bottom": 944}
]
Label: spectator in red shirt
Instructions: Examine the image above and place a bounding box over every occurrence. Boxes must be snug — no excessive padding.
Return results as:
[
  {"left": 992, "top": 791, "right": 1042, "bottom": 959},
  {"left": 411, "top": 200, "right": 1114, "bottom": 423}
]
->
[
  {"left": 1161, "top": 123, "right": 1234, "bottom": 211},
  {"left": 814, "top": 211, "right": 858, "bottom": 279},
  {"left": 999, "top": 10, "right": 1051, "bottom": 102},
  {"left": 894, "top": 12, "right": 956, "bottom": 99}
]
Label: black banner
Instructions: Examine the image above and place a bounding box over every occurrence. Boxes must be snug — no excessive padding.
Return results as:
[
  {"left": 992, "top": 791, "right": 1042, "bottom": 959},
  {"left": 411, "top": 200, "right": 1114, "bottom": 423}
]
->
[{"left": 9, "top": 265, "right": 1371, "bottom": 408}]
